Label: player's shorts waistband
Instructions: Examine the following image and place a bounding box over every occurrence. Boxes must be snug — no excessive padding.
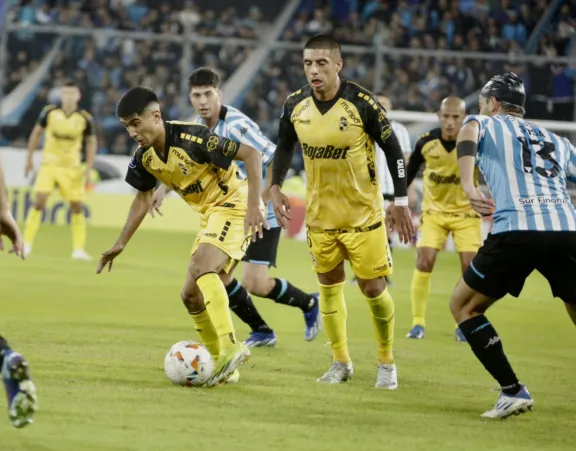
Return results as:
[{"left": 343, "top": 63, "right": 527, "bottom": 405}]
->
[
  {"left": 307, "top": 221, "right": 382, "bottom": 234},
  {"left": 422, "top": 210, "right": 481, "bottom": 219}
]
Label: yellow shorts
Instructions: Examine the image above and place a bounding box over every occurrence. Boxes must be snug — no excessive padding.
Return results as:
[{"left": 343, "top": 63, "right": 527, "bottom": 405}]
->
[
  {"left": 190, "top": 206, "right": 251, "bottom": 274},
  {"left": 33, "top": 166, "right": 85, "bottom": 202},
  {"left": 417, "top": 211, "right": 482, "bottom": 253},
  {"left": 306, "top": 221, "right": 392, "bottom": 280}
]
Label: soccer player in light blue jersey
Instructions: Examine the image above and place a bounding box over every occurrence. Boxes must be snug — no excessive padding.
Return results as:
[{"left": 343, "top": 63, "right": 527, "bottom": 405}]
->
[
  {"left": 151, "top": 68, "right": 320, "bottom": 347},
  {"left": 0, "top": 160, "right": 38, "bottom": 428},
  {"left": 452, "top": 72, "right": 576, "bottom": 419}
]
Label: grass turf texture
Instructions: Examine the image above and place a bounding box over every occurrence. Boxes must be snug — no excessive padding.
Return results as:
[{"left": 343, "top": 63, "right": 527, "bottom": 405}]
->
[{"left": 1, "top": 226, "right": 575, "bottom": 451}]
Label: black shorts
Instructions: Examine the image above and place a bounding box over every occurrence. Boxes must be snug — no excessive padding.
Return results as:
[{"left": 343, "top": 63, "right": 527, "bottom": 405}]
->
[
  {"left": 241, "top": 227, "right": 282, "bottom": 267},
  {"left": 463, "top": 231, "right": 576, "bottom": 304}
]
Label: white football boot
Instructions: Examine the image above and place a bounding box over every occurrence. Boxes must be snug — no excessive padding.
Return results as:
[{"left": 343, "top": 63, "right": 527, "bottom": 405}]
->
[
  {"left": 317, "top": 361, "right": 354, "bottom": 384},
  {"left": 481, "top": 385, "right": 534, "bottom": 419},
  {"left": 375, "top": 363, "right": 398, "bottom": 390},
  {"left": 72, "top": 249, "right": 92, "bottom": 261}
]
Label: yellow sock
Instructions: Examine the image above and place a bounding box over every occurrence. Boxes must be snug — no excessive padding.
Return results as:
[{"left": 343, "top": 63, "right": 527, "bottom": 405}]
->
[
  {"left": 71, "top": 212, "right": 86, "bottom": 251},
  {"left": 410, "top": 269, "right": 432, "bottom": 327},
  {"left": 366, "top": 289, "right": 395, "bottom": 364},
  {"left": 320, "top": 282, "right": 350, "bottom": 364},
  {"left": 189, "top": 308, "right": 219, "bottom": 360},
  {"left": 23, "top": 209, "right": 42, "bottom": 245},
  {"left": 196, "top": 273, "right": 237, "bottom": 352}
]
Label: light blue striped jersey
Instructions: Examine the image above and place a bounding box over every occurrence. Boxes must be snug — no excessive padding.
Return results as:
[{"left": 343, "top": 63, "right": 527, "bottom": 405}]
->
[
  {"left": 194, "top": 105, "right": 277, "bottom": 227},
  {"left": 464, "top": 114, "right": 576, "bottom": 234}
]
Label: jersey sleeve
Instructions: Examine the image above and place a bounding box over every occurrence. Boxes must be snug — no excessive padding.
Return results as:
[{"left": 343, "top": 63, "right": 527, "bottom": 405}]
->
[
  {"left": 271, "top": 97, "right": 299, "bottom": 187},
  {"left": 406, "top": 136, "right": 426, "bottom": 187},
  {"left": 178, "top": 124, "right": 240, "bottom": 170},
  {"left": 81, "top": 110, "right": 95, "bottom": 137},
  {"left": 125, "top": 148, "right": 157, "bottom": 192},
  {"left": 566, "top": 139, "right": 576, "bottom": 184},
  {"left": 36, "top": 105, "right": 56, "bottom": 128},
  {"left": 360, "top": 93, "right": 408, "bottom": 199},
  {"left": 228, "top": 119, "right": 275, "bottom": 166},
  {"left": 463, "top": 114, "right": 490, "bottom": 144}
]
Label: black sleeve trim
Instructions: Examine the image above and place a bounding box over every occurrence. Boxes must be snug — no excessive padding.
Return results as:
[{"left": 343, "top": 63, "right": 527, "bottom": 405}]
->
[
  {"left": 271, "top": 102, "right": 298, "bottom": 187},
  {"left": 406, "top": 140, "right": 425, "bottom": 187},
  {"left": 457, "top": 140, "right": 478, "bottom": 158}
]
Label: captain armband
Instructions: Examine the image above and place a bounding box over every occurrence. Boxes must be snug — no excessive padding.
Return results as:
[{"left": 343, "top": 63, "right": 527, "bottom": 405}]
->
[{"left": 457, "top": 140, "right": 478, "bottom": 159}]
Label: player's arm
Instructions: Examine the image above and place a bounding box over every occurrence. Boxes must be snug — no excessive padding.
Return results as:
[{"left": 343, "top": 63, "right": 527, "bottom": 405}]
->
[
  {"left": 0, "top": 160, "right": 24, "bottom": 257},
  {"left": 97, "top": 150, "right": 156, "bottom": 273},
  {"left": 406, "top": 140, "right": 425, "bottom": 188},
  {"left": 149, "top": 183, "right": 172, "bottom": 218},
  {"left": 82, "top": 111, "right": 97, "bottom": 180},
  {"left": 25, "top": 107, "right": 50, "bottom": 177},
  {"left": 457, "top": 120, "right": 494, "bottom": 216},
  {"left": 565, "top": 140, "right": 576, "bottom": 185},
  {"left": 270, "top": 101, "right": 298, "bottom": 228},
  {"left": 192, "top": 126, "right": 267, "bottom": 239}
]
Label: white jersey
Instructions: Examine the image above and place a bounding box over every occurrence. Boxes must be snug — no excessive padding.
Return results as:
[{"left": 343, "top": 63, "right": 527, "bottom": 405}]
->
[{"left": 376, "top": 120, "right": 411, "bottom": 195}]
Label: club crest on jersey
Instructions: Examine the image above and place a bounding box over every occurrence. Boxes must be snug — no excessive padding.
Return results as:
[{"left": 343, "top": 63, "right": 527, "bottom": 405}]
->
[
  {"left": 339, "top": 116, "right": 348, "bottom": 131},
  {"left": 207, "top": 136, "right": 219, "bottom": 152}
]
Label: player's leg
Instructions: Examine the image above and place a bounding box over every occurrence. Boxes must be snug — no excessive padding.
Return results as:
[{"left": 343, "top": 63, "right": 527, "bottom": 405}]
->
[
  {"left": 408, "top": 212, "right": 447, "bottom": 339},
  {"left": 242, "top": 227, "right": 320, "bottom": 342},
  {"left": 308, "top": 230, "right": 352, "bottom": 383},
  {"left": 220, "top": 265, "right": 277, "bottom": 348},
  {"left": 23, "top": 167, "right": 55, "bottom": 256},
  {"left": 346, "top": 225, "right": 397, "bottom": 389},
  {"left": 453, "top": 216, "right": 483, "bottom": 342},
  {"left": 62, "top": 167, "right": 90, "bottom": 260},
  {"left": 0, "top": 335, "right": 38, "bottom": 428},
  {"left": 450, "top": 233, "right": 534, "bottom": 418}
]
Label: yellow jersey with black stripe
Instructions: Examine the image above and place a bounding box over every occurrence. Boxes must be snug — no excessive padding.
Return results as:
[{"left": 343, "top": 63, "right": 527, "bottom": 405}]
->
[
  {"left": 408, "top": 128, "right": 478, "bottom": 215},
  {"left": 125, "top": 121, "right": 245, "bottom": 214},
  {"left": 279, "top": 80, "right": 399, "bottom": 230},
  {"left": 37, "top": 105, "right": 94, "bottom": 167}
]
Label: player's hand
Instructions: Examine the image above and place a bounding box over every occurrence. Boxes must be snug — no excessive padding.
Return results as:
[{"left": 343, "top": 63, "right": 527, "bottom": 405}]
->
[
  {"left": 24, "top": 159, "right": 33, "bottom": 178},
  {"left": 464, "top": 186, "right": 495, "bottom": 217},
  {"left": 386, "top": 203, "right": 415, "bottom": 245},
  {"left": 149, "top": 188, "right": 166, "bottom": 218},
  {"left": 0, "top": 210, "right": 25, "bottom": 259},
  {"left": 96, "top": 244, "right": 124, "bottom": 274},
  {"left": 270, "top": 185, "right": 291, "bottom": 229},
  {"left": 245, "top": 203, "right": 268, "bottom": 241}
]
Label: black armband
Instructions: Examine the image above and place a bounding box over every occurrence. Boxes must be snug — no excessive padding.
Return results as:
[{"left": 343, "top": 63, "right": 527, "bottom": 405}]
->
[{"left": 457, "top": 140, "right": 478, "bottom": 158}]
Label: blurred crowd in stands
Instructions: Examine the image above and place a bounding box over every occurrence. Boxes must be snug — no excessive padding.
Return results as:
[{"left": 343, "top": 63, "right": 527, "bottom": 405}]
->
[{"left": 1, "top": 0, "right": 575, "bottom": 157}]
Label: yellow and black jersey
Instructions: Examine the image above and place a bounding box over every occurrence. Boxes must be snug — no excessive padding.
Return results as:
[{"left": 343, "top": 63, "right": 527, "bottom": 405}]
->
[
  {"left": 37, "top": 104, "right": 94, "bottom": 168},
  {"left": 126, "top": 121, "right": 245, "bottom": 215},
  {"left": 406, "top": 128, "right": 478, "bottom": 215},
  {"left": 273, "top": 80, "right": 407, "bottom": 231}
]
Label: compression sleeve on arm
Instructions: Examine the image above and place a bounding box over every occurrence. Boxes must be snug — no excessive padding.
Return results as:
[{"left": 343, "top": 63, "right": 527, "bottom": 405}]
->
[
  {"left": 406, "top": 142, "right": 425, "bottom": 187},
  {"left": 271, "top": 112, "right": 298, "bottom": 187}
]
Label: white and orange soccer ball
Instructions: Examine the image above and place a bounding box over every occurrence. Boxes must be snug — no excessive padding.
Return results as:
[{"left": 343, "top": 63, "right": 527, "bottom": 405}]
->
[{"left": 164, "top": 341, "right": 214, "bottom": 387}]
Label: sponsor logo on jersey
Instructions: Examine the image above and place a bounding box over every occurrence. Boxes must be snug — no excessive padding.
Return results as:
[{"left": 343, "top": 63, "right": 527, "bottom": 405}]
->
[
  {"left": 223, "top": 140, "right": 237, "bottom": 157},
  {"left": 173, "top": 180, "right": 203, "bottom": 196},
  {"left": 517, "top": 196, "right": 570, "bottom": 205},
  {"left": 428, "top": 172, "right": 460, "bottom": 185},
  {"left": 207, "top": 135, "right": 219, "bottom": 152},
  {"left": 302, "top": 143, "right": 350, "bottom": 160},
  {"left": 291, "top": 99, "right": 310, "bottom": 121},
  {"left": 339, "top": 100, "right": 362, "bottom": 124}
]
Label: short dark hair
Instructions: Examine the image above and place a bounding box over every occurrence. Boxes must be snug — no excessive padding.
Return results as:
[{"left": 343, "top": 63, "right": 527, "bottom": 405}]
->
[
  {"left": 188, "top": 68, "right": 220, "bottom": 89},
  {"left": 62, "top": 80, "right": 78, "bottom": 88},
  {"left": 116, "top": 87, "right": 158, "bottom": 118},
  {"left": 304, "top": 34, "right": 341, "bottom": 54}
]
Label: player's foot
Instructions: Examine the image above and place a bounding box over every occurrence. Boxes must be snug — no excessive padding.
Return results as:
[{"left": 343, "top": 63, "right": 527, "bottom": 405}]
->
[
  {"left": 406, "top": 324, "right": 425, "bottom": 339},
  {"left": 206, "top": 343, "right": 250, "bottom": 387},
  {"left": 72, "top": 249, "right": 92, "bottom": 261},
  {"left": 304, "top": 293, "right": 321, "bottom": 341},
  {"left": 317, "top": 361, "right": 354, "bottom": 384},
  {"left": 223, "top": 369, "right": 240, "bottom": 384},
  {"left": 481, "top": 386, "right": 534, "bottom": 419},
  {"left": 23, "top": 244, "right": 32, "bottom": 258},
  {"left": 2, "top": 352, "right": 38, "bottom": 428},
  {"left": 243, "top": 331, "right": 277, "bottom": 348},
  {"left": 455, "top": 328, "right": 467, "bottom": 342},
  {"left": 375, "top": 363, "right": 398, "bottom": 390}
]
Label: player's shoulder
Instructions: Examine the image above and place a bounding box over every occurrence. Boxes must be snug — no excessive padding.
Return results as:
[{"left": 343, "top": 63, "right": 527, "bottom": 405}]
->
[
  {"left": 79, "top": 109, "right": 94, "bottom": 122},
  {"left": 41, "top": 104, "right": 59, "bottom": 116},
  {"left": 166, "top": 120, "right": 209, "bottom": 135},
  {"left": 463, "top": 114, "right": 490, "bottom": 127},
  {"left": 128, "top": 146, "right": 147, "bottom": 168},
  {"left": 416, "top": 128, "right": 441, "bottom": 145},
  {"left": 283, "top": 85, "right": 312, "bottom": 111}
]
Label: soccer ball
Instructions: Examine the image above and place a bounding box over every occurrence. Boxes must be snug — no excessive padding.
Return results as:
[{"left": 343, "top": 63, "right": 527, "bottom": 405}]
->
[{"left": 164, "top": 341, "right": 214, "bottom": 387}]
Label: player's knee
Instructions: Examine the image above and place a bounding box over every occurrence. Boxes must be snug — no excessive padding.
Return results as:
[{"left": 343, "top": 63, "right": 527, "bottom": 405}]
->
[
  {"left": 70, "top": 202, "right": 83, "bottom": 214},
  {"left": 416, "top": 255, "right": 435, "bottom": 272},
  {"left": 180, "top": 288, "right": 204, "bottom": 312},
  {"left": 241, "top": 273, "right": 269, "bottom": 296},
  {"left": 359, "top": 278, "right": 386, "bottom": 298}
]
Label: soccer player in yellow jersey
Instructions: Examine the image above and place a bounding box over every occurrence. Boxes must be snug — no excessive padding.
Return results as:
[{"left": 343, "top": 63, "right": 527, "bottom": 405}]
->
[
  {"left": 96, "top": 87, "right": 266, "bottom": 386},
  {"left": 23, "top": 81, "right": 96, "bottom": 260},
  {"left": 405, "top": 97, "right": 482, "bottom": 342},
  {"left": 270, "top": 35, "right": 414, "bottom": 388}
]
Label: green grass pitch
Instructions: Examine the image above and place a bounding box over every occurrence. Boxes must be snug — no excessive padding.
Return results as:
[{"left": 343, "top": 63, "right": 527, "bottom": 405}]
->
[{"left": 1, "top": 226, "right": 575, "bottom": 450}]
